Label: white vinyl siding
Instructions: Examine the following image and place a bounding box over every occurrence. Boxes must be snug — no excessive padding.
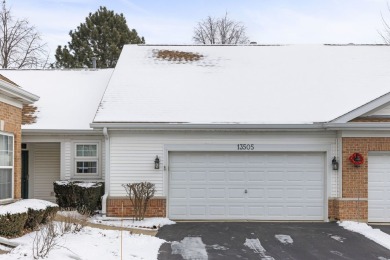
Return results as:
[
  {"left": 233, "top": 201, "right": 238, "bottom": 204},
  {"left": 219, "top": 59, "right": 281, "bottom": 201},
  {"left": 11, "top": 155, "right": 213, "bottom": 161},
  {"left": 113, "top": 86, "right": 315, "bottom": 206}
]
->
[
  {"left": 109, "top": 131, "right": 336, "bottom": 198},
  {"left": 169, "top": 151, "right": 325, "bottom": 220},
  {"left": 368, "top": 152, "right": 390, "bottom": 222},
  {"left": 30, "top": 143, "right": 60, "bottom": 202}
]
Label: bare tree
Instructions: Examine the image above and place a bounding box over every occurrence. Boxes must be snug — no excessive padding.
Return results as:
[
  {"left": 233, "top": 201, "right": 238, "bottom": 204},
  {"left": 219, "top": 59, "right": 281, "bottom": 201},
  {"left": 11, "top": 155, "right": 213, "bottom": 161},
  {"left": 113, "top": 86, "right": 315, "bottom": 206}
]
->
[
  {"left": 193, "top": 13, "right": 249, "bottom": 44},
  {"left": 380, "top": 3, "right": 390, "bottom": 44},
  {"left": 0, "top": 1, "right": 49, "bottom": 68}
]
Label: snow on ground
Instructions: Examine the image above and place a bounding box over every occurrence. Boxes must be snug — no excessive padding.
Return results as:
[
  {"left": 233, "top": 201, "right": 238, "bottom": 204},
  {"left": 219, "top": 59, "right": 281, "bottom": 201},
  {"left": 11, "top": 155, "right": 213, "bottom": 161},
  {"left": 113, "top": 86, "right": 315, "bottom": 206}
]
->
[
  {"left": 0, "top": 224, "right": 165, "bottom": 260},
  {"left": 90, "top": 215, "right": 176, "bottom": 229},
  {"left": 339, "top": 221, "right": 390, "bottom": 250}
]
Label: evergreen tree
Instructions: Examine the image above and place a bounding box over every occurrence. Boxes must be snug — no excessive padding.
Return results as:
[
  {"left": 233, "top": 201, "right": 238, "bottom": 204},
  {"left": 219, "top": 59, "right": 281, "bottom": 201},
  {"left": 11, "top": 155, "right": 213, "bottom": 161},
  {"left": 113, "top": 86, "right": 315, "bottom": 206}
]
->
[{"left": 54, "top": 6, "right": 145, "bottom": 68}]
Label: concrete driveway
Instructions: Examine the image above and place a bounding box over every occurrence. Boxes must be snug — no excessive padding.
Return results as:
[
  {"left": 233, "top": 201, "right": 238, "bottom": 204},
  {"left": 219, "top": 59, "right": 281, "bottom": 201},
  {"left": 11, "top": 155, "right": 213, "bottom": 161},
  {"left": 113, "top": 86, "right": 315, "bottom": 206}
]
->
[{"left": 157, "top": 222, "right": 390, "bottom": 260}]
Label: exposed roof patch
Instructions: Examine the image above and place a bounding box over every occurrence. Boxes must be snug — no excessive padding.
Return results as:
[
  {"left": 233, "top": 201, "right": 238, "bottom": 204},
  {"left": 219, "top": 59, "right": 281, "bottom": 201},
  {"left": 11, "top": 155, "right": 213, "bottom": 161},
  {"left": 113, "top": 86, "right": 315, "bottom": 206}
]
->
[{"left": 154, "top": 49, "right": 203, "bottom": 62}]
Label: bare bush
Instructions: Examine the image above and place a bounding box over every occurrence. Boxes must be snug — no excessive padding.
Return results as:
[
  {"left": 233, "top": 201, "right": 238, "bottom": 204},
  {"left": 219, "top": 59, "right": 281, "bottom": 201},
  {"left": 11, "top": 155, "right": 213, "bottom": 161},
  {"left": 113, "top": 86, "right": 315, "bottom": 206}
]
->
[
  {"left": 57, "top": 212, "right": 87, "bottom": 234},
  {"left": 32, "top": 222, "right": 59, "bottom": 259},
  {"left": 123, "top": 182, "right": 156, "bottom": 221}
]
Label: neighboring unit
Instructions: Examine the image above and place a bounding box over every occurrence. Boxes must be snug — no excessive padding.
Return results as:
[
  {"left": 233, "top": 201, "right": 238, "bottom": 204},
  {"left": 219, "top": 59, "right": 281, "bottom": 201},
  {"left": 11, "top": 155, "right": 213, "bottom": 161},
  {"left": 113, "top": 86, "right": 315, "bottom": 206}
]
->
[
  {"left": 0, "top": 69, "right": 113, "bottom": 203},
  {"left": 0, "top": 75, "right": 39, "bottom": 203}
]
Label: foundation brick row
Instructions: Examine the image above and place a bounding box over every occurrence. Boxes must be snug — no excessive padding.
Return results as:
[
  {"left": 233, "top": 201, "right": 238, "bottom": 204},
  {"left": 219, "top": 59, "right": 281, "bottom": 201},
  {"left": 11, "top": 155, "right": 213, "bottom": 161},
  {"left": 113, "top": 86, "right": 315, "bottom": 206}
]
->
[{"left": 107, "top": 197, "right": 166, "bottom": 217}]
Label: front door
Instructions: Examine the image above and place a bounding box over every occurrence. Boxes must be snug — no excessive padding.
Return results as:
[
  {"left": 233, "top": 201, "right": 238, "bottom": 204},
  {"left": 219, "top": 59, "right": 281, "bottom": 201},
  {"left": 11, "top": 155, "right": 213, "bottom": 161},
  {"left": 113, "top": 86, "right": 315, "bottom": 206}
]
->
[{"left": 21, "top": 150, "right": 29, "bottom": 199}]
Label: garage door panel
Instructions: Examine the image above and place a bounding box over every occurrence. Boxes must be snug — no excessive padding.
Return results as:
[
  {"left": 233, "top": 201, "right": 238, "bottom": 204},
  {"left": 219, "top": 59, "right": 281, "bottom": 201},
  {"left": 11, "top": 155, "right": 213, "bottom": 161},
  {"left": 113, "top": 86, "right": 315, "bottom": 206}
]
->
[
  {"left": 368, "top": 154, "right": 390, "bottom": 222},
  {"left": 229, "top": 206, "right": 245, "bottom": 216},
  {"left": 190, "top": 172, "right": 206, "bottom": 181},
  {"left": 169, "top": 152, "right": 325, "bottom": 220},
  {"left": 228, "top": 188, "right": 246, "bottom": 198}
]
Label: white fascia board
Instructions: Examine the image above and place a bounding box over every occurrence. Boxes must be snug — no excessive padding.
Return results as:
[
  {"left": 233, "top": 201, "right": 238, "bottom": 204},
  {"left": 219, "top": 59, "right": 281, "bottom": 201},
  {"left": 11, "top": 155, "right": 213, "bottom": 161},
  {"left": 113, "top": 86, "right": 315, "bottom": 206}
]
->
[
  {"left": 0, "top": 80, "right": 39, "bottom": 104},
  {"left": 22, "top": 129, "right": 103, "bottom": 136},
  {"left": 324, "top": 122, "right": 390, "bottom": 130},
  {"left": 90, "top": 122, "right": 325, "bottom": 131},
  {"left": 329, "top": 92, "right": 390, "bottom": 123}
]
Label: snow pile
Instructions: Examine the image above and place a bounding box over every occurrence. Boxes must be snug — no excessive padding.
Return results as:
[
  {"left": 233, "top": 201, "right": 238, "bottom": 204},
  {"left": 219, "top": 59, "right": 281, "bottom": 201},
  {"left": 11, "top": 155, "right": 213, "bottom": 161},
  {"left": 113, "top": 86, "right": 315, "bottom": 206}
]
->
[
  {"left": 54, "top": 181, "right": 102, "bottom": 188},
  {"left": 338, "top": 221, "right": 390, "bottom": 250},
  {"left": 90, "top": 216, "right": 176, "bottom": 229},
  {"left": 0, "top": 225, "right": 165, "bottom": 260},
  {"left": 0, "top": 199, "right": 58, "bottom": 216}
]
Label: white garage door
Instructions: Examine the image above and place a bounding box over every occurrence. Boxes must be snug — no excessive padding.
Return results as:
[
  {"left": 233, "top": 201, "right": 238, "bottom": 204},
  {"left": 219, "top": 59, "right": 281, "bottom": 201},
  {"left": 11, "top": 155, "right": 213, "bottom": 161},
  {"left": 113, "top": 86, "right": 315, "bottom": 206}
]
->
[
  {"left": 169, "top": 152, "right": 325, "bottom": 220},
  {"left": 368, "top": 153, "right": 390, "bottom": 222}
]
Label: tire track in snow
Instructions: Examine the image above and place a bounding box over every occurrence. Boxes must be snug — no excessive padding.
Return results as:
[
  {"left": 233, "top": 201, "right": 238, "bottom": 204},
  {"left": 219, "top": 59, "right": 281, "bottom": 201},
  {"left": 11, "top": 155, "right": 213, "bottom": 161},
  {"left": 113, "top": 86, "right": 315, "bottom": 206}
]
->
[{"left": 244, "top": 238, "right": 274, "bottom": 260}]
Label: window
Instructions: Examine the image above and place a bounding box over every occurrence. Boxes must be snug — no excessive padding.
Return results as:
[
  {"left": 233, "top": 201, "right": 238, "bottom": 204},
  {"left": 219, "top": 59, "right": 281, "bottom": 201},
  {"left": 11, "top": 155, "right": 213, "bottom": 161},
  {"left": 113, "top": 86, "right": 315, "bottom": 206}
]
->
[
  {"left": 74, "top": 143, "right": 99, "bottom": 177},
  {"left": 0, "top": 133, "right": 13, "bottom": 200}
]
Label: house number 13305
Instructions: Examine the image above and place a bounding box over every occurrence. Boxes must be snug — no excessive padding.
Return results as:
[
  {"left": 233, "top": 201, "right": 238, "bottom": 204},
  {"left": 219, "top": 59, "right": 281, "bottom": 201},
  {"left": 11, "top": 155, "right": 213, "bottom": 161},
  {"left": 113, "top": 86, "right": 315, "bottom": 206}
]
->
[{"left": 237, "top": 144, "right": 255, "bottom": 150}]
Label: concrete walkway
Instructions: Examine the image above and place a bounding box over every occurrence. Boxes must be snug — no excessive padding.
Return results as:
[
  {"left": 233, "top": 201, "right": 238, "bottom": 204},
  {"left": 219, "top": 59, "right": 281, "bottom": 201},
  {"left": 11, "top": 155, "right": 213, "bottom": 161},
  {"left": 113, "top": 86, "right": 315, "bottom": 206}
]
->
[{"left": 54, "top": 214, "right": 158, "bottom": 236}]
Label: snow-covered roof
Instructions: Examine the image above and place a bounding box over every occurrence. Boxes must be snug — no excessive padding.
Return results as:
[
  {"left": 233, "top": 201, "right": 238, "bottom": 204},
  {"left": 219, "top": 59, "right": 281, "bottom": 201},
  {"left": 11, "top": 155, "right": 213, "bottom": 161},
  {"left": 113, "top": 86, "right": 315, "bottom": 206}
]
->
[
  {"left": 93, "top": 44, "right": 390, "bottom": 124},
  {"left": 0, "top": 69, "right": 113, "bottom": 130}
]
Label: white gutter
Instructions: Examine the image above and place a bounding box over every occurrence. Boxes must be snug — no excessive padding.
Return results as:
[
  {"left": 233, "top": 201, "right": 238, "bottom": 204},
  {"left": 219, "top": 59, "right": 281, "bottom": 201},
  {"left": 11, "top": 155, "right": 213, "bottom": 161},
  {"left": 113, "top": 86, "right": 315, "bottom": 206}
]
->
[
  {"left": 22, "top": 129, "right": 104, "bottom": 136},
  {"left": 102, "top": 127, "right": 110, "bottom": 217},
  {"left": 324, "top": 122, "right": 390, "bottom": 130},
  {"left": 90, "top": 122, "right": 325, "bottom": 131}
]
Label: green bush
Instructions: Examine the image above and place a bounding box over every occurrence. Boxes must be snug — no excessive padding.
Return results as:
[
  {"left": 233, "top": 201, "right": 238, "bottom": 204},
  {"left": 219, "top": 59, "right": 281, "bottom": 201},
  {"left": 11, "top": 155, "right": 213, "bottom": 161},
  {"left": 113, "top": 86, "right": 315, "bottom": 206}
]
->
[
  {"left": 42, "top": 206, "right": 59, "bottom": 224},
  {"left": 0, "top": 212, "right": 28, "bottom": 237},
  {"left": 53, "top": 181, "right": 78, "bottom": 209},
  {"left": 24, "top": 208, "right": 45, "bottom": 230},
  {"left": 53, "top": 181, "right": 104, "bottom": 215}
]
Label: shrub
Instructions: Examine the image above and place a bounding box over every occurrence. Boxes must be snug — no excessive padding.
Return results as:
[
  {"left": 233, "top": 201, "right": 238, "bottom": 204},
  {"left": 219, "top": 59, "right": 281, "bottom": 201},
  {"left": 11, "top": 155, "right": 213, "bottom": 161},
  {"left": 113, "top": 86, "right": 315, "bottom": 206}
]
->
[
  {"left": 74, "top": 182, "right": 104, "bottom": 215},
  {"left": 0, "top": 199, "right": 59, "bottom": 238},
  {"left": 42, "top": 206, "right": 59, "bottom": 224},
  {"left": 53, "top": 181, "right": 77, "bottom": 209},
  {"left": 0, "top": 212, "right": 28, "bottom": 237},
  {"left": 25, "top": 208, "right": 46, "bottom": 230},
  {"left": 53, "top": 181, "right": 104, "bottom": 215},
  {"left": 123, "top": 182, "right": 155, "bottom": 221}
]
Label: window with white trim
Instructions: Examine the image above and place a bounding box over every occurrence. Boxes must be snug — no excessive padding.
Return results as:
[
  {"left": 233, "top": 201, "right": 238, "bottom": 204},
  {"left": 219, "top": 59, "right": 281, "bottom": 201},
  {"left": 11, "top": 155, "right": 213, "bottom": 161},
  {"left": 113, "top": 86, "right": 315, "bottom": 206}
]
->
[
  {"left": 0, "top": 133, "right": 13, "bottom": 200},
  {"left": 74, "top": 143, "right": 99, "bottom": 177}
]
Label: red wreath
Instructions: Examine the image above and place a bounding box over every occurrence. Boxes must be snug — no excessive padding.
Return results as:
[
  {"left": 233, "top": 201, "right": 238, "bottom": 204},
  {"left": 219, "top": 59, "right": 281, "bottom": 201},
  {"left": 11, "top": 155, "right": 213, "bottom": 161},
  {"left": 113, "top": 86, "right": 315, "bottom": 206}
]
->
[{"left": 349, "top": 153, "right": 364, "bottom": 166}]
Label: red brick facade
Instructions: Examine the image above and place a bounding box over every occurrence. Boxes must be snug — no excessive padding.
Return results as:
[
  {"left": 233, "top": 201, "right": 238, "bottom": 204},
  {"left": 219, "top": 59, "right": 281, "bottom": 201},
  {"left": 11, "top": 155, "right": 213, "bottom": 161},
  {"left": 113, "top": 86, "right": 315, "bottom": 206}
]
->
[
  {"left": 0, "top": 101, "right": 22, "bottom": 200},
  {"left": 329, "top": 137, "right": 390, "bottom": 221},
  {"left": 107, "top": 197, "right": 166, "bottom": 217}
]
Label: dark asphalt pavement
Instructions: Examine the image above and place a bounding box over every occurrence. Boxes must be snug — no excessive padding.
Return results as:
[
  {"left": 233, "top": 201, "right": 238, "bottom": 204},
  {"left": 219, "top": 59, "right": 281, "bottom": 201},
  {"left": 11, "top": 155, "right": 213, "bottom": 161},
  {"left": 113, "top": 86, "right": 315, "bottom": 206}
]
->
[{"left": 157, "top": 222, "right": 390, "bottom": 260}]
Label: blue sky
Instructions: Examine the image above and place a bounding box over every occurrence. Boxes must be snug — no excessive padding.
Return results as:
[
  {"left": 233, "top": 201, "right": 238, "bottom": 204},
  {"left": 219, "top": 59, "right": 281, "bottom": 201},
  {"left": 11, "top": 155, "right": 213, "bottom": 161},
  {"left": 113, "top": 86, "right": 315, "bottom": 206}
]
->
[{"left": 7, "top": 0, "right": 390, "bottom": 59}]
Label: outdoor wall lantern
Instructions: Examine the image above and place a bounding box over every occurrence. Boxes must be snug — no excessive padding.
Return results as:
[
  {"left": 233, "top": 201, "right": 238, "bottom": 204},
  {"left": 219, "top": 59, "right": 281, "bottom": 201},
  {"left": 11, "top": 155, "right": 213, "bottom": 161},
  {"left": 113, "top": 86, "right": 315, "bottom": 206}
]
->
[
  {"left": 332, "top": 156, "right": 339, "bottom": 171},
  {"left": 154, "top": 155, "right": 160, "bottom": 169}
]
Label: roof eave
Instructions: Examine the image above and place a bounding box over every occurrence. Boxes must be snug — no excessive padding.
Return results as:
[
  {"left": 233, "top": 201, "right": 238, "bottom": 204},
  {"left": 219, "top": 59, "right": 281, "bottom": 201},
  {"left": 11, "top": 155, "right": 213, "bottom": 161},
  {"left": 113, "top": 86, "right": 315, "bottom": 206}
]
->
[
  {"left": 90, "top": 122, "right": 325, "bottom": 131},
  {"left": 0, "top": 80, "right": 39, "bottom": 104}
]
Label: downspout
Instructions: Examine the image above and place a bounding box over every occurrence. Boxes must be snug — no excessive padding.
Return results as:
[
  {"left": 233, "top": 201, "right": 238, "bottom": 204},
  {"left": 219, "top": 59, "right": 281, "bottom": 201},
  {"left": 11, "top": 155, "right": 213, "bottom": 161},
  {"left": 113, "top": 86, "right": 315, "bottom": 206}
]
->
[{"left": 102, "top": 127, "right": 110, "bottom": 217}]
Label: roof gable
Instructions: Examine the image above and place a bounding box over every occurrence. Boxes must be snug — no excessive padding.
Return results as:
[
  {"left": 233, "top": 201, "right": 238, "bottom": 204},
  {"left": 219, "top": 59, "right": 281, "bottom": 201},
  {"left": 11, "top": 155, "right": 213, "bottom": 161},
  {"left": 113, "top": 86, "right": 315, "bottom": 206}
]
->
[{"left": 329, "top": 92, "right": 390, "bottom": 123}]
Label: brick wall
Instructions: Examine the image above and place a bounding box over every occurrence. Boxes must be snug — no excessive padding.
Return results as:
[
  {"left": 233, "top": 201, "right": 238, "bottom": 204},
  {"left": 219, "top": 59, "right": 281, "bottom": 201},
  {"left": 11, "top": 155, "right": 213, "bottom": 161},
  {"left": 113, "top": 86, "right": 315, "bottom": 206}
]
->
[
  {"left": 0, "top": 101, "right": 22, "bottom": 199},
  {"left": 107, "top": 197, "right": 166, "bottom": 217},
  {"left": 328, "top": 198, "right": 367, "bottom": 221},
  {"left": 330, "top": 137, "right": 390, "bottom": 221}
]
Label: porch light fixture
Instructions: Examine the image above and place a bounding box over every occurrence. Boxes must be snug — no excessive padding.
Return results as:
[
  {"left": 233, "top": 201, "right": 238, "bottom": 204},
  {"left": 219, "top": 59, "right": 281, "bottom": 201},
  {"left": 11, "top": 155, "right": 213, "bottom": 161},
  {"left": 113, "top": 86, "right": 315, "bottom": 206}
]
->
[
  {"left": 154, "top": 156, "right": 160, "bottom": 169},
  {"left": 332, "top": 156, "right": 339, "bottom": 171}
]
